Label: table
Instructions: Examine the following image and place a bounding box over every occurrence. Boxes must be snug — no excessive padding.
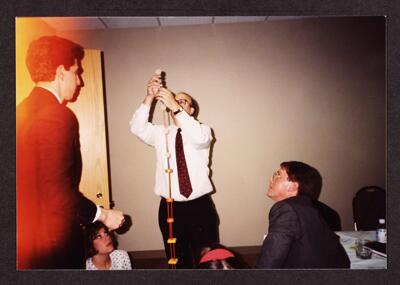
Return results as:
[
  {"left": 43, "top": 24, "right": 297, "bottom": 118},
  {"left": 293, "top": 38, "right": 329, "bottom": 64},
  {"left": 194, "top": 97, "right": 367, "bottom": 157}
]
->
[{"left": 335, "top": 231, "right": 387, "bottom": 269}]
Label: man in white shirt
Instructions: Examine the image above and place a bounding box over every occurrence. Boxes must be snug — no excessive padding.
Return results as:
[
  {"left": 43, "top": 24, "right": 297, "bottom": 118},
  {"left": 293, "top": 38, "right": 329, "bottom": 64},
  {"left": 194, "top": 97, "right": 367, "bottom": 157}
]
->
[{"left": 130, "top": 73, "right": 219, "bottom": 268}]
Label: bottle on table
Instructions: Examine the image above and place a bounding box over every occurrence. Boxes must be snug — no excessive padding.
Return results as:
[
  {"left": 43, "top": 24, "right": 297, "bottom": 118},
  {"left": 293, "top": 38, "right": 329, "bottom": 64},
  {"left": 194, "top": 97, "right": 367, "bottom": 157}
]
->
[{"left": 376, "top": 218, "right": 387, "bottom": 244}]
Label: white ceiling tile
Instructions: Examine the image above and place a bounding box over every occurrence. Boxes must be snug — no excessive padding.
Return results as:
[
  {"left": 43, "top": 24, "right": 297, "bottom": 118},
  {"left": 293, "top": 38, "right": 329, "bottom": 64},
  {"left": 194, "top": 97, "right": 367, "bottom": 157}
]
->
[
  {"left": 214, "top": 16, "right": 267, "bottom": 24},
  {"left": 101, "top": 17, "right": 159, "bottom": 28},
  {"left": 39, "top": 16, "right": 319, "bottom": 32},
  {"left": 267, "top": 16, "right": 317, "bottom": 21},
  {"left": 159, "top": 17, "right": 213, "bottom": 27},
  {"left": 41, "top": 17, "right": 105, "bottom": 31}
]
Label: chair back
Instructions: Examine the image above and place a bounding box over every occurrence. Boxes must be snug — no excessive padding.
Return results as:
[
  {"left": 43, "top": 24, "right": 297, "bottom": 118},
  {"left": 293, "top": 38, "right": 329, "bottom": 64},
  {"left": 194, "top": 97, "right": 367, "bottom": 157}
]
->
[{"left": 352, "top": 186, "right": 386, "bottom": 231}]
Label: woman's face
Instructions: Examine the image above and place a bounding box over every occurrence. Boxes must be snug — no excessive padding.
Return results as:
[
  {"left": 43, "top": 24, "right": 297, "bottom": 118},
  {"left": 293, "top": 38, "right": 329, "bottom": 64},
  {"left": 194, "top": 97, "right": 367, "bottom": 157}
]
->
[{"left": 93, "top": 227, "right": 114, "bottom": 255}]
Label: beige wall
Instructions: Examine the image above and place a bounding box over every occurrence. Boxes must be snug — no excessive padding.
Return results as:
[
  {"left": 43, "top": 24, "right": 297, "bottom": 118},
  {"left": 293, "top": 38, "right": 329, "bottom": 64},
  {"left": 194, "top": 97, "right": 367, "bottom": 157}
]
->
[
  {"left": 57, "top": 17, "right": 385, "bottom": 252},
  {"left": 16, "top": 18, "right": 55, "bottom": 105}
]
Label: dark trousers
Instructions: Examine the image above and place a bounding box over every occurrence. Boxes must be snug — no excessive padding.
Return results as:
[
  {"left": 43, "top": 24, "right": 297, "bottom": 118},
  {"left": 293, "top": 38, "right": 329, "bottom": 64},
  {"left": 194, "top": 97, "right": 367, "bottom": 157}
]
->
[{"left": 158, "top": 194, "right": 219, "bottom": 269}]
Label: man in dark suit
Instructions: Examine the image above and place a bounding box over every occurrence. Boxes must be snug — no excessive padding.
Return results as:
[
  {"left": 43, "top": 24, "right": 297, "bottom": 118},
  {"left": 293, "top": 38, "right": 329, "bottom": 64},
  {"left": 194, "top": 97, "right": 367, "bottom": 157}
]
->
[
  {"left": 17, "top": 36, "right": 125, "bottom": 269},
  {"left": 255, "top": 161, "right": 350, "bottom": 268}
]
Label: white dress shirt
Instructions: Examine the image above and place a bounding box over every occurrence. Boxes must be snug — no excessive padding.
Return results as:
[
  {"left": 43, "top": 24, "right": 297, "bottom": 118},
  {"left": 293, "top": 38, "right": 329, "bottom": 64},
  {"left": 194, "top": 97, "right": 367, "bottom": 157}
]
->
[{"left": 129, "top": 103, "right": 213, "bottom": 201}]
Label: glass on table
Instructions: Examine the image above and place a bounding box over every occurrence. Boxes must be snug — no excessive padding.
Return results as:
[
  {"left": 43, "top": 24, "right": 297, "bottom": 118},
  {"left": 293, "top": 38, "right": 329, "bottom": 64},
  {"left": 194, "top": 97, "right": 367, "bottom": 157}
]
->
[{"left": 355, "top": 238, "right": 372, "bottom": 259}]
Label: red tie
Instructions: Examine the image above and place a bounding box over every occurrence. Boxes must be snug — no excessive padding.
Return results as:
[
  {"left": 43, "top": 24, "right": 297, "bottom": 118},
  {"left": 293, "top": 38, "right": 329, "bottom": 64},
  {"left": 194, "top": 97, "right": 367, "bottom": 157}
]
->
[{"left": 175, "top": 128, "right": 193, "bottom": 198}]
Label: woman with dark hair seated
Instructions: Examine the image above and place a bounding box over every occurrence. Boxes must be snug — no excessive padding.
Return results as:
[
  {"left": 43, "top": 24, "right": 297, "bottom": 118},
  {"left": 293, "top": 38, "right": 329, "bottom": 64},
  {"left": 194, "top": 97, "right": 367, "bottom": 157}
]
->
[
  {"left": 196, "top": 243, "right": 247, "bottom": 269},
  {"left": 84, "top": 221, "right": 132, "bottom": 270}
]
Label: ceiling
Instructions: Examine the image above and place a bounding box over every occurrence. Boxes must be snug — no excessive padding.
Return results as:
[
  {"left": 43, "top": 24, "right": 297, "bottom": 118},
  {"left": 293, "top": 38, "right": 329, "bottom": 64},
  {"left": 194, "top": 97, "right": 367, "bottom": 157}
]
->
[{"left": 41, "top": 16, "right": 315, "bottom": 31}]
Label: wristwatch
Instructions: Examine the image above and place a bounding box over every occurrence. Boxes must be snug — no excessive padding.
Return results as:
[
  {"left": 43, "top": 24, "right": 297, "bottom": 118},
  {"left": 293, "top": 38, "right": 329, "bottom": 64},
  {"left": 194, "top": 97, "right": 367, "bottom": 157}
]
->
[{"left": 173, "top": 107, "right": 183, "bottom": 115}]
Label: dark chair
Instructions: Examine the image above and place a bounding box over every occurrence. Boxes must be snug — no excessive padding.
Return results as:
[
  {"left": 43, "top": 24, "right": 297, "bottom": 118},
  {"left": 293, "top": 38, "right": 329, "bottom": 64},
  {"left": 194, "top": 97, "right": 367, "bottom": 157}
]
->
[
  {"left": 313, "top": 200, "right": 342, "bottom": 231},
  {"left": 352, "top": 186, "right": 386, "bottom": 231}
]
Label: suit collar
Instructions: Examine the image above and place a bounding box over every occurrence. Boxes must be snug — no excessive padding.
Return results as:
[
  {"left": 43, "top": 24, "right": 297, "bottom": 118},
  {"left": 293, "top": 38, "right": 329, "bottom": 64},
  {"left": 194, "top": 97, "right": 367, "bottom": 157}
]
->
[
  {"left": 30, "top": 87, "right": 62, "bottom": 105},
  {"left": 36, "top": 86, "right": 62, "bottom": 103}
]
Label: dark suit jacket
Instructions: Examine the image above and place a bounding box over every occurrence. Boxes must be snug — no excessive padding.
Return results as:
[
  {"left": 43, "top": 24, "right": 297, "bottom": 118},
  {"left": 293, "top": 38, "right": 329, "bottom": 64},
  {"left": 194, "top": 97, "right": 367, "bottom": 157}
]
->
[
  {"left": 313, "top": 199, "right": 342, "bottom": 231},
  {"left": 17, "top": 87, "right": 97, "bottom": 269},
  {"left": 255, "top": 195, "right": 350, "bottom": 268}
]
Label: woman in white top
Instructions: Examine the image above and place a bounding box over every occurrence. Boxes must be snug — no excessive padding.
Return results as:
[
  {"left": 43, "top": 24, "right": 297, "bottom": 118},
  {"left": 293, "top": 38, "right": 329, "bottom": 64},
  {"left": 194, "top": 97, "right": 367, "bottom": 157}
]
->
[{"left": 84, "top": 221, "right": 132, "bottom": 270}]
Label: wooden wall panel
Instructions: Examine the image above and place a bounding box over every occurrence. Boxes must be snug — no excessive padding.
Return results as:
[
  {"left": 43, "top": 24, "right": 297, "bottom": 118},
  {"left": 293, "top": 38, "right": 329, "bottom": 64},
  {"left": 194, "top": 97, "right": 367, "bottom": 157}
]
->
[{"left": 67, "top": 50, "right": 111, "bottom": 209}]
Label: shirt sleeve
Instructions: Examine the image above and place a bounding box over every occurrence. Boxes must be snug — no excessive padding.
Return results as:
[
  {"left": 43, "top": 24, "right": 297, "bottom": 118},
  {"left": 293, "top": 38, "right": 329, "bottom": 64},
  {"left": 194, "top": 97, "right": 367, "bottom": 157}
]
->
[
  {"left": 121, "top": 250, "right": 132, "bottom": 269},
  {"left": 112, "top": 250, "right": 132, "bottom": 270},
  {"left": 175, "top": 111, "right": 212, "bottom": 149},
  {"left": 92, "top": 205, "right": 102, "bottom": 222},
  {"left": 255, "top": 201, "right": 301, "bottom": 268},
  {"left": 129, "top": 103, "right": 157, "bottom": 147},
  {"left": 86, "top": 258, "right": 95, "bottom": 270}
]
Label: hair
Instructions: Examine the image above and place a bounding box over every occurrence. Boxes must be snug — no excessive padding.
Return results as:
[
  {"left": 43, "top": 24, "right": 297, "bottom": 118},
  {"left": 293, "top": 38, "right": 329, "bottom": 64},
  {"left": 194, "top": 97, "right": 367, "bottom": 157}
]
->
[
  {"left": 196, "top": 243, "right": 247, "bottom": 269},
  {"left": 26, "top": 35, "right": 84, "bottom": 83},
  {"left": 280, "top": 161, "right": 322, "bottom": 200},
  {"left": 83, "top": 221, "right": 118, "bottom": 259}
]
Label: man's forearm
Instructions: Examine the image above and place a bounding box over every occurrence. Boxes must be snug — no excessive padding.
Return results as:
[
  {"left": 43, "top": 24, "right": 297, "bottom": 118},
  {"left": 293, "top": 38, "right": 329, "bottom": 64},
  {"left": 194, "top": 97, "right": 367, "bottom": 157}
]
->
[{"left": 143, "top": 95, "right": 154, "bottom": 107}]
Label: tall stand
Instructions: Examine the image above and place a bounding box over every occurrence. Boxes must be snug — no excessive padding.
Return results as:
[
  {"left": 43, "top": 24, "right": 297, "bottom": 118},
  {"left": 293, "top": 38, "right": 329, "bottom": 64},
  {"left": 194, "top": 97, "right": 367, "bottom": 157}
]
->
[{"left": 157, "top": 69, "right": 178, "bottom": 269}]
